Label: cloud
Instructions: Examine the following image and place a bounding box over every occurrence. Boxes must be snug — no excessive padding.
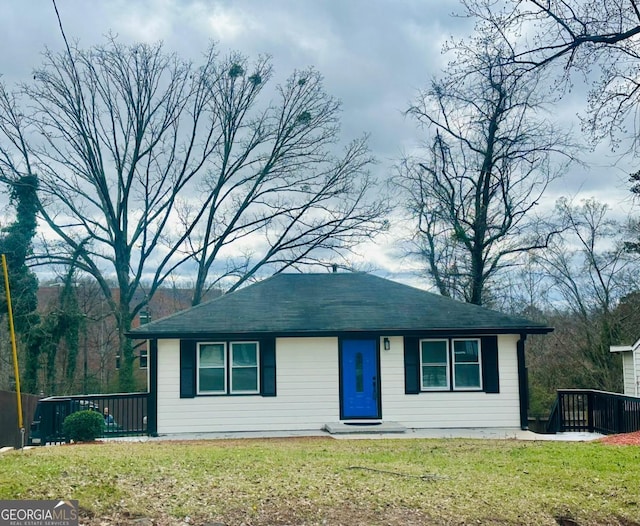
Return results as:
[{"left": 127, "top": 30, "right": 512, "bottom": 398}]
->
[{"left": 0, "top": 0, "right": 636, "bottom": 286}]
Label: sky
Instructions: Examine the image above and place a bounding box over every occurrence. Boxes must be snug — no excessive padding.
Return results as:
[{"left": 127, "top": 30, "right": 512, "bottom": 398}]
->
[{"left": 0, "top": 0, "right": 636, "bottom": 287}]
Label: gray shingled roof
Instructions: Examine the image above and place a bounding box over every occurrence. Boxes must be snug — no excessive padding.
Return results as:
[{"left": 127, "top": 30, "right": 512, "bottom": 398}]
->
[{"left": 129, "top": 272, "right": 552, "bottom": 338}]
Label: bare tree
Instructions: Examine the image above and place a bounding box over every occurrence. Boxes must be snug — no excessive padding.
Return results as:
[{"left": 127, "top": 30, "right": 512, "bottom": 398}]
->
[
  {"left": 396, "top": 44, "right": 573, "bottom": 305},
  {"left": 462, "top": 0, "right": 640, "bottom": 147},
  {"left": 496, "top": 198, "right": 640, "bottom": 412},
  {"left": 0, "top": 39, "right": 386, "bottom": 390},
  {"left": 176, "top": 63, "right": 386, "bottom": 303},
  {"left": 533, "top": 197, "right": 640, "bottom": 391}
]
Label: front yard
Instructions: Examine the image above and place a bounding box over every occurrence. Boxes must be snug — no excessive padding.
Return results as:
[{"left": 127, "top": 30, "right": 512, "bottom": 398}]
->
[{"left": 1, "top": 437, "right": 638, "bottom": 525}]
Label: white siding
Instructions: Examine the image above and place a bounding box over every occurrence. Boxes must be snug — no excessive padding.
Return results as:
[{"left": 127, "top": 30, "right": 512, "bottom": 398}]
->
[
  {"left": 156, "top": 334, "right": 523, "bottom": 433},
  {"left": 622, "top": 352, "right": 636, "bottom": 397},
  {"left": 157, "top": 338, "right": 340, "bottom": 433},
  {"left": 379, "top": 335, "right": 521, "bottom": 428},
  {"left": 635, "top": 349, "right": 640, "bottom": 397}
]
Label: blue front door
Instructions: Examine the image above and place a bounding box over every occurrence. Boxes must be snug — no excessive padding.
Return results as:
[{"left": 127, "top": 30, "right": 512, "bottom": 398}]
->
[{"left": 340, "top": 339, "right": 380, "bottom": 419}]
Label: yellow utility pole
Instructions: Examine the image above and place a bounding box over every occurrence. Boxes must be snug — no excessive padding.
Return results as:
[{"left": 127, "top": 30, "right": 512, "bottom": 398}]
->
[{"left": 1, "top": 254, "right": 25, "bottom": 446}]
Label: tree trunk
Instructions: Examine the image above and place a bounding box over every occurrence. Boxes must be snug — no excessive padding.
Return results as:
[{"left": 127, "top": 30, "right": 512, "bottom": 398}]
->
[{"left": 117, "top": 307, "right": 135, "bottom": 392}]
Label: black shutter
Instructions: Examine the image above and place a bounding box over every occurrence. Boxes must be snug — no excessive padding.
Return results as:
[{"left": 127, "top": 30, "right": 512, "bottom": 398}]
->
[
  {"left": 481, "top": 336, "right": 500, "bottom": 393},
  {"left": 180, "top": 340, "right": 197, "bottom": 398},
  {"left": 260, "top": 338, "right": 277, "bottom": 397},
  {"left": 404, "top": 336, "right": 420, "bottom": 394}
]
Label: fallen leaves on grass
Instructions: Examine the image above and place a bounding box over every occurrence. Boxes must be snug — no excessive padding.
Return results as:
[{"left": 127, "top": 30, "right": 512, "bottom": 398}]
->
[{"left": 4, "top": 438, "right": 640, "bottom": 525}]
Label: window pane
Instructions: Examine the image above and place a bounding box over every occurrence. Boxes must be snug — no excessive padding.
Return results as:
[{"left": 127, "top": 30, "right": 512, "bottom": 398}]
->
[
  {"left": 455, "top": 364, "right": 481, "bottom": 388},
  {"left": 232, "top": 367, "right": 258, "bottom": 392},
  {"left": 422, "top": 365, "right": 447, "bottom": 388},
  {"left": 355, "top": 352, "right": 364, "bottom": 392},
  {"left": 232, "top": 343, "right": 257, "bottom": 366},
  {"left": 421, "top": 341, "right": 447, "bottom": 363},
  {"left": 199, "top": 367, "right": 225, "bottom": 392},
  {"left": 200, "top": 344, "right": 225, "bottom": 366},
  {"left": 454, "top": 340, "right": 479, "bottom": 363},
  {"left": 139, "top": 349, "right": 148, "bottom": 369}
]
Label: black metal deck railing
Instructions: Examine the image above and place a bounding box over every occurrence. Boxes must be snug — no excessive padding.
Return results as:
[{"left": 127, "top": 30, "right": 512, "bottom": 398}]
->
[
  {"left": 29, "top": 392, "right": 149, "bottom": 445},
  {"left": 547, "top": 389, "right": 640, "bottom": 435}
]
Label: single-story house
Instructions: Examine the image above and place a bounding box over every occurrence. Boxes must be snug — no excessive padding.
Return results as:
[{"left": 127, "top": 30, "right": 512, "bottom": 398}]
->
[
  {"left": 130, "top": 272, "right": 552, "bottom": 435},
  {"left": 610, "top": 338, "right": 640, "bottom": 397}
]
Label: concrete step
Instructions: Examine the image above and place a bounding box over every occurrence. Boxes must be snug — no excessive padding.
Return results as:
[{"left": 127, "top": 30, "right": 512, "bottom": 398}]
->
[{"left": 323, "top": 421, "right": 407, "bottom": 435}]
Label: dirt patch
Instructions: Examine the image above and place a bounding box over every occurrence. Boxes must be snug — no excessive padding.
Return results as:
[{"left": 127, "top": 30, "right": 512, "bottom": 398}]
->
[{"left": 599, "top": 431, "right": 640, "bottom": 446}]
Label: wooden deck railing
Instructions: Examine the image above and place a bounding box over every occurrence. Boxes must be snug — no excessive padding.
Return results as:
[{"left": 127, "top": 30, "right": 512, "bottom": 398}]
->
[{"left": 547, "top": 389, "right": 640, "bottom": 435}]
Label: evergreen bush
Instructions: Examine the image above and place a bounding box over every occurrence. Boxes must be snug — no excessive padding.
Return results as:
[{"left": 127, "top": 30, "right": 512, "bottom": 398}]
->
[{"left": 62, "top": 410, "right": 104, "bottom": 442}]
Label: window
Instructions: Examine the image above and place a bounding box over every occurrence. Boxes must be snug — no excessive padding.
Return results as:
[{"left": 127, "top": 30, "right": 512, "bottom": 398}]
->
[
  {"left": 419, "top": 338, "right": 482, "bottom": 391},
  {"left": 198, "top": 343, "right": 226, "bottom": 393},
  {"left": 355, "top": 352, "right": 364, "bottom": 392},
  {"left": 197, "top": 341, "right": 260, "bottom": 395},
  {"left": 139, "top": 349, "right": 148, "bottom": 369},
  {"left": 453, "top": 339, "right": 482, "bottom": 390},
  {"left": 230, "top": 342, "right": 259, "bottom": 393},
  {"left": 420, "top": 340, "right": 449, "bottom": 390}
]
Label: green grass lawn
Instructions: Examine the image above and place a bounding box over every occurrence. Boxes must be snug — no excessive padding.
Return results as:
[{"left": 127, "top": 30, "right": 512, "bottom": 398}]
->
[{"left": 1, "top": 437, "right": 639, "bottom": 525}]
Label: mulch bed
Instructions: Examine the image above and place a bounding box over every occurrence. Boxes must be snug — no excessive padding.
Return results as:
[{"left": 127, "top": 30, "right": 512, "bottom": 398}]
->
[{"left": 599, "top": 430, "right": 640, "bottom": 445}]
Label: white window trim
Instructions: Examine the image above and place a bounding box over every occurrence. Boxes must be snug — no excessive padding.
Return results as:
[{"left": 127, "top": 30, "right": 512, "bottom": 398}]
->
[
  {"left": 229, "top": 341, "right": 260, "bottom": 394},
  {"left": 197, "top": 342, "right": 227, "bottom": 394},
  {"left": 452, "top": 338, "right": 483, "bottom": 391},
  {"left": 420, "top": 339, "right": 450, "bottom": 391}
]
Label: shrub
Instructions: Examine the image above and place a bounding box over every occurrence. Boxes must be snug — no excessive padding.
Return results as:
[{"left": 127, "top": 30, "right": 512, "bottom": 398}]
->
[{"left": 62, "top": 410, "right": 104, "bottom": 442}]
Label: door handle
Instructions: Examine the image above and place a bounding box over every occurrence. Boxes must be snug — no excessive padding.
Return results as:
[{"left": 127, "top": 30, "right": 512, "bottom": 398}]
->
[{"left": 372, "top": 376, "right": 377, "bottom": 400}]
